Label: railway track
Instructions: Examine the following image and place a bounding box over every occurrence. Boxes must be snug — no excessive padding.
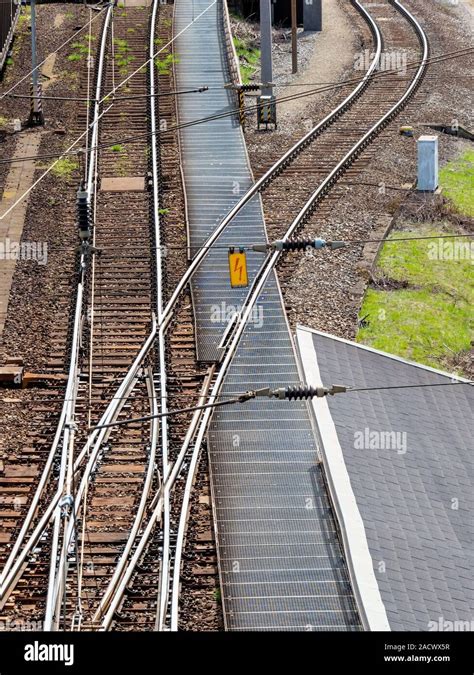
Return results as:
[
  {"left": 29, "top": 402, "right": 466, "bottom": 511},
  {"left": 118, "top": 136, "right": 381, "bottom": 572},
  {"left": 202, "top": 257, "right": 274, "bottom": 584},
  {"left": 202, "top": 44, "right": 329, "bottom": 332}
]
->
[
  {"left": 0, "top": 0, "right": 430, "bottom": 632},
  {"left": 0, "top": 7, "right": 109, "bottom": 627},
  {"left": 91, "top": 0, "right": 430, "bottom": 632},
  {"left": 1, "top": 0, "right": 213, "bottom": 632},
  {"left": 165, "top": 0, "right": 430, "bottom": 631}
]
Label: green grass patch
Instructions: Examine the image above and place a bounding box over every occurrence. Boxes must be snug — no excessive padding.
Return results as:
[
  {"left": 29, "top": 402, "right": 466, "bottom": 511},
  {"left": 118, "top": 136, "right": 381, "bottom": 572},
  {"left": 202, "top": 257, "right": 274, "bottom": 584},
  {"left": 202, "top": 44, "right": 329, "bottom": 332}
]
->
[
  {"left": 50, "top": 157, "right": 79, "bottom": 179},
  {"left": 68, "top": 35, "right": 95, "bottom": 62},
  {"left": 233, "top": 36, "right": 260, "bottom": 84},
  {"left": 357, "top": 225, "right": 473, "bottom": 371},
  {"left": 155, "top": 52, "right": 179, "bottom": 76},
  {"left": 111, "top": 144, "right": 125, "bottom": 153},
  {"left": 18, "top": 7, "right": 31, "bottom": 28},
  {"left": 113, "top": 38, "right": 134, "bottom": 73},
  {"left": 439, "top": 149, "right": 474, "bottom": 217}
]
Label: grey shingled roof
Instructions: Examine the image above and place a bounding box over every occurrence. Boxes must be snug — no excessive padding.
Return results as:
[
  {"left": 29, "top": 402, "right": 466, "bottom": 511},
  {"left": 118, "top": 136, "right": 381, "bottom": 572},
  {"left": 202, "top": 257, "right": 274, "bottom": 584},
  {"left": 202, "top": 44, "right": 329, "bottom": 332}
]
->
[{"left": 296, "top": 326, "right": 474, "bottom": 631}]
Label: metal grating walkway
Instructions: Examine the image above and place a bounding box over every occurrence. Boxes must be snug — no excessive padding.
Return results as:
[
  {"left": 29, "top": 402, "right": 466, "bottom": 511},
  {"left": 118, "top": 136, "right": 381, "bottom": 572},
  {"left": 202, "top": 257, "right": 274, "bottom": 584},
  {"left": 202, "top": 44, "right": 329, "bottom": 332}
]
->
[
  {"left": 174, "top": 0, "right": 361, "bottom": 631},
  {"left": 174, "top": 0, "right": 266, "bottom": 362}
]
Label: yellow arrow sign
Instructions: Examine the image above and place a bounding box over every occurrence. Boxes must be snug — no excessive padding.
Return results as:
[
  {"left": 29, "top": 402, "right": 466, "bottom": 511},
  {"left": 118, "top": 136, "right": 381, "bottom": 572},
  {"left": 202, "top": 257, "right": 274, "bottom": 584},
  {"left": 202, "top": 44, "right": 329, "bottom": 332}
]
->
[{"left": 228, "top": 249, "right": 248, "bottom": 288}]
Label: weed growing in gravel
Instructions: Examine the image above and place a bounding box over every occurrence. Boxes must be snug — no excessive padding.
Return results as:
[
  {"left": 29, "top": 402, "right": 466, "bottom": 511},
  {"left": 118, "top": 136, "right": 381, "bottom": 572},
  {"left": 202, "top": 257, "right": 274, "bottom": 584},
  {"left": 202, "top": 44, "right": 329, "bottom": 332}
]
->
[
  {"left": 113, "top": 38, "right": 134, "bottom": 74},
  {"left": 50, "top": 157, "right": 79, "bottom": 179},
  {"left": 154, "top": 52, "right": 179, "bottom": 76},
  {"left": 233, "top": 36, "right": 260, "bottom": 84},
  {"left": 17, "top": 6, "right": 30, "bottom": 29},
  {"left": 68, "top": 35, "right": 95, "bottom": 62}
]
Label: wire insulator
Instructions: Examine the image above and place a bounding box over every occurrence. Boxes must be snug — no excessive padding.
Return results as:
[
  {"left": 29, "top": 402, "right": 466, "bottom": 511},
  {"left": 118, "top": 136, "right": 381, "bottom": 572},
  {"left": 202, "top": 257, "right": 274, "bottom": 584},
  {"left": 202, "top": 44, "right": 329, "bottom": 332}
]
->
[
  {"left": 283, "top": 386, "right": 325, "bottom": 400},
  {"left": 273, "top": 238, "right": 327, "bottom": 251}
]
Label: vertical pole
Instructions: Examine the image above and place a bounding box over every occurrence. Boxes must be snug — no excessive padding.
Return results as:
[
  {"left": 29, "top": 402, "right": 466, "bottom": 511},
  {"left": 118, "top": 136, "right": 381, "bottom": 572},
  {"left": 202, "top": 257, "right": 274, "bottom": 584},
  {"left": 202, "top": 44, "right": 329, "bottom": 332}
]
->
[
  {"left": 260, "top": 0, "right": 273, "bottom": 97},
  {"left": 291, "top": 0, "right": 297, "bottom": 74},
  {"left": 29, "top": 0, "right": 44, "bottom": 126}
]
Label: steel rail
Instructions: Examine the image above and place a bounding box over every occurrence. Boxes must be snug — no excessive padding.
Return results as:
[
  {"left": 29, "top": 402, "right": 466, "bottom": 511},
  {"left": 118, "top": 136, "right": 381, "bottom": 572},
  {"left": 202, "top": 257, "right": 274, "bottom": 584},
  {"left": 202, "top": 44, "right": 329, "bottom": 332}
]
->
[
  {"left": 97, "top": 366, "right": 216, "bottom": 630},
  {"left": 86, "top": 0, "right": 168, "bottom": 626},
  {"left": 147, "top": 0, "right": 171, "bottom": 631},
  {"left": 0, "top": 0, "right": 381, "bottom": 609},
  {"left": 165, "top": 0, "right": 380, "bottom": 630},
  {"left": 69, "top": 0, "right": 383, "bottom": 629},
  {"left": 43, "top": 3, "right": 114, "bottom": 630},
  {"left": 88, "top": 367, "right": 160, "bottom": 626},
  {"left": 169, "top": 0, "right": 429, "bottom": 631},
  {"left": 0, "top": 6, "right": 114, "bottom": 609}
]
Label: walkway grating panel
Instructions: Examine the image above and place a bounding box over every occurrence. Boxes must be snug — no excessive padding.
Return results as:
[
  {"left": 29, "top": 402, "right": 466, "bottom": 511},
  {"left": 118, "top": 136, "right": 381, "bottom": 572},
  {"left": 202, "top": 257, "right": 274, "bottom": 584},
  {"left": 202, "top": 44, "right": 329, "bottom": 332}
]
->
[{"left": 174, "top": 0, "right": 361, "bottom": 631}]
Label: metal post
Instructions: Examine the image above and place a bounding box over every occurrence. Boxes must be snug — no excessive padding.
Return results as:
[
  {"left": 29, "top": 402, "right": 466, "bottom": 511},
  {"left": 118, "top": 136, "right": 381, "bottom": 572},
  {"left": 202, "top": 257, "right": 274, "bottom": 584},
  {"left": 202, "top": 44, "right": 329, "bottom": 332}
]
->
[
  {"left": 29, "top": 0, "right": 44, "bottom": 126},
  {"left": 260, "top": 0, "right": 273, "bottom": 97},
  {"left": 291, "top": 0, "right": 297, "bottom": 74}
]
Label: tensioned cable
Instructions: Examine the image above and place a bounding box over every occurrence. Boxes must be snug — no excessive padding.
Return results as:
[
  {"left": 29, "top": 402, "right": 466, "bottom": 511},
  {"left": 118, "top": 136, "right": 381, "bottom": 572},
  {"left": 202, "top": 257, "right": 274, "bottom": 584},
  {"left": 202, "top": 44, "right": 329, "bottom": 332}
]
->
[
  {"left": 91, "top": 381, "right": 473, "bottom": 431},
  {"left": 9, "top": 232, "right": 473, "bottom": 256},
  {"left": 0, "top": 46, "right": 471, "bottom": 169},
  {"left": 0, "top": 5, "right": 108, "bottom": 101}
]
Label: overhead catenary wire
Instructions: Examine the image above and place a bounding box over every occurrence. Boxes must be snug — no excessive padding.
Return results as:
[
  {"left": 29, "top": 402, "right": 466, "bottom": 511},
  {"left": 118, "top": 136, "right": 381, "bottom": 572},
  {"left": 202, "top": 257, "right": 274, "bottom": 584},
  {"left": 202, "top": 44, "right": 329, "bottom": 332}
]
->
[
  {"left": 0, "top": 45, "right": 471, "bottom": 169},
  {"left": 5, "top": 86, "right": 209, "bottom": 102},
  {"left": 90, "top": 380, "right": 473, "bottom": 431},
  {"left": 7, "top": 232, "right": 472, "bottom": 256}
]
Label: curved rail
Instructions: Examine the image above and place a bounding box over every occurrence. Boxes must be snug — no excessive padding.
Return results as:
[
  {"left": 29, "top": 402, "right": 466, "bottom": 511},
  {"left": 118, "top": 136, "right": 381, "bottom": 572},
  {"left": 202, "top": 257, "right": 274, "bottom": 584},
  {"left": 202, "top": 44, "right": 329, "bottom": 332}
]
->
[
  {"left": 43, "top": 3, "right": 114, "bottom": 629},
  {"left": 95, "top": 0, "right": 383, "bottom": 629},
  {"left": 88, "top": 0, "right": 169, "bottom": 626},
  {"left": 0, "top": 0, "right": 381, "bottom": 618},
  {"left": 169, "top": 0, "right": 429, "bottom": 630}
]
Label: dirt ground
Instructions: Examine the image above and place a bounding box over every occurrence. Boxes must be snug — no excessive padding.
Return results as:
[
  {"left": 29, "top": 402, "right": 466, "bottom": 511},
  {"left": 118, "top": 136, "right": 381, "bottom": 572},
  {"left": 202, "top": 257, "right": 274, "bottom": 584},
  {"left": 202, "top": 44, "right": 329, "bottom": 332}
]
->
[
  {"left": 243, "top": 0, "right": 473, "bottom": 374},
  {"left": 277, "top": 0, "right": 356, "bottom": 121}
]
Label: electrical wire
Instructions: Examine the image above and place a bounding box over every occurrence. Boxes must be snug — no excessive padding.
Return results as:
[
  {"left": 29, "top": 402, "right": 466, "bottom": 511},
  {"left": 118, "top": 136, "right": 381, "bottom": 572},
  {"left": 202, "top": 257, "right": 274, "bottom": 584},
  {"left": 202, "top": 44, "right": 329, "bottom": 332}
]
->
[
  {"left": 0, "top": 45, "right": 471, "bottom": 169},
  {"left": 349, "top": 382, "right": 473, "bottom": 393},
  {"left": 5, "top": 87, "right": 209, "bottom": 102},
  {"left": 0, "top": 5, "right": 108, "bottom": 102},
  {"left": 5, "top": 232, "right": 472, "bottom": 256},
  {"left": 89, "top": 380, "right": 472, "bottom": 431}
]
